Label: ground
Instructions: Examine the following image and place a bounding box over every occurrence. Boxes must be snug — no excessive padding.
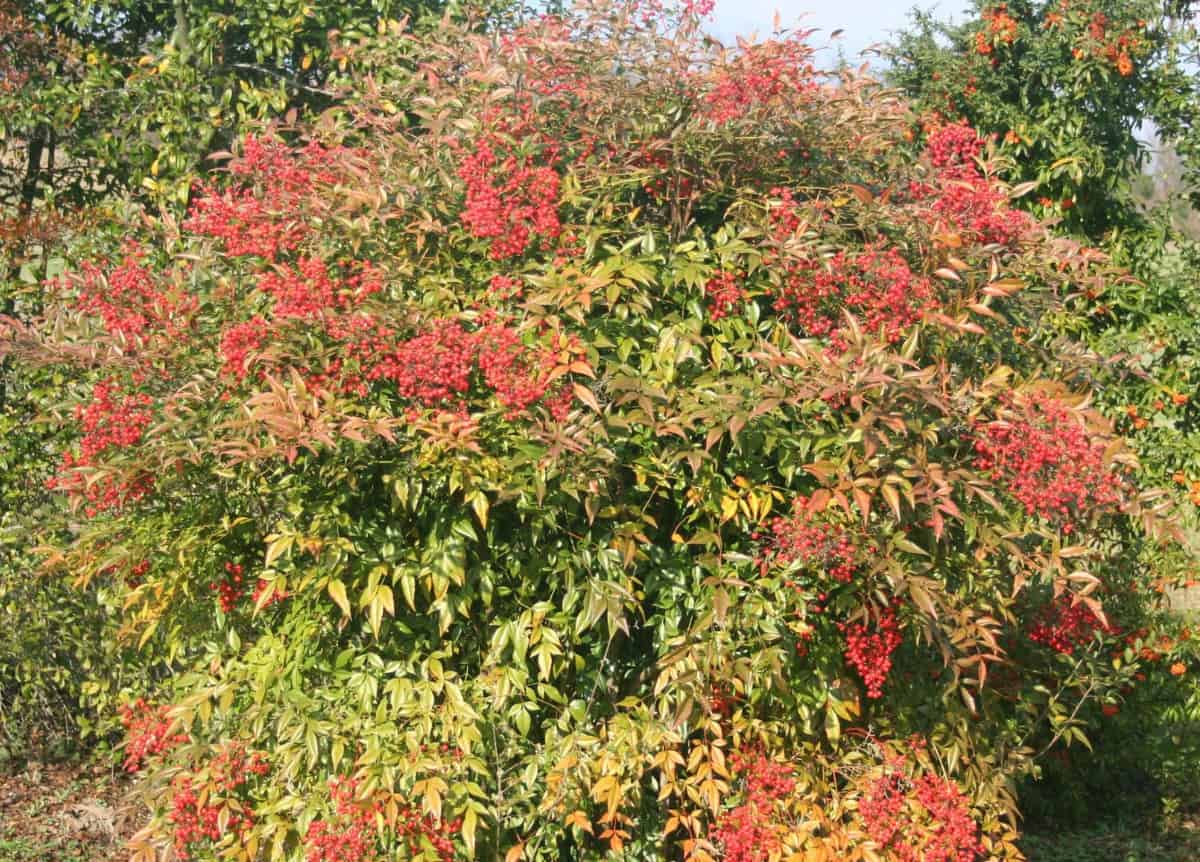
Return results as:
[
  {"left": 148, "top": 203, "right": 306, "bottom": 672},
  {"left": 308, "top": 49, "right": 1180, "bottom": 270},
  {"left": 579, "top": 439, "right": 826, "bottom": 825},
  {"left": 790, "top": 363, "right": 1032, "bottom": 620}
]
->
[{"left": 0, "top": 761, "right": 132, "bottom": 862}]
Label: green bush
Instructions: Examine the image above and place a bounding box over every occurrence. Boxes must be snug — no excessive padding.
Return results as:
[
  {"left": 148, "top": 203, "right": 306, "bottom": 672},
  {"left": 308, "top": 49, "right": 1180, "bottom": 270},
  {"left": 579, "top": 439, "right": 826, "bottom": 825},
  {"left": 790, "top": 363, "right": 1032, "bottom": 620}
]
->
[{"left": 6, "top": 2, "right": 1196, "bottom": 860}]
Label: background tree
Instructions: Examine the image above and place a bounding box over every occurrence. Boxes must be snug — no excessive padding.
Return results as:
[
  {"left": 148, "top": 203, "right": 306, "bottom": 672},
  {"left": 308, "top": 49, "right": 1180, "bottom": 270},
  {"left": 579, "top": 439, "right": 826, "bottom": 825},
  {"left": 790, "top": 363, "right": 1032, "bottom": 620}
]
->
[
  {"left": 888, "top": 0, "right": 1197, "bottom": 239},
  {"left": 3, "top": 0, "right": 450, "bottom": 212}
]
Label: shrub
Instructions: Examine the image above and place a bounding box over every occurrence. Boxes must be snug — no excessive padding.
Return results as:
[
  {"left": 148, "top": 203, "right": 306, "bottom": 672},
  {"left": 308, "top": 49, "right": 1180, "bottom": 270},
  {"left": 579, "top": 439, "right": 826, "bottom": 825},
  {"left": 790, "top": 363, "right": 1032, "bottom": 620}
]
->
[
  {"left": 891, "top": 4, "right": 1200, "bottom": 834},
  {"left": 6, "top": 1, "right": 1190, "bottom": 859}
]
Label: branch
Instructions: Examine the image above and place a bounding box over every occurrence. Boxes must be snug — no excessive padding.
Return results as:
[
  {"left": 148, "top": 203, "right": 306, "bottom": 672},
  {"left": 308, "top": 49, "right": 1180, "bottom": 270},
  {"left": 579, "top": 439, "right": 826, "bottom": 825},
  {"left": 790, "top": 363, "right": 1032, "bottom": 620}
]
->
[{"left": 226, "top": 63, "right": 342, "bottom": 98}]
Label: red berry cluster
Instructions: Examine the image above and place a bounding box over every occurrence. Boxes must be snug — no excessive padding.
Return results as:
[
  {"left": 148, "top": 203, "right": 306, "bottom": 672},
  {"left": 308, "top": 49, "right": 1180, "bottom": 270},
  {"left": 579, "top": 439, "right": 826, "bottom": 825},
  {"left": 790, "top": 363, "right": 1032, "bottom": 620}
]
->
[
  {"left": 861, "top": 764, "right": 982, "bottom": 862},
  {"left": 710, "top": 799, "right": 778, "bottom": 862},
  {"left": 169, "top": 778, "right": 229, "bottom": 860},
  {"left": 488, "top": 274, "right": 524, "bottom": 300},
  {"left": 209, "top": 562, "right": 287, "bottom": 613},
  {"left": 119, "top": 698, "right": 188, "bottom": 773},
  {"left": 256, "top": 257, "right": 382, "bottom": 321},
  {"left": 391, "top": 319, "right": 481, "bottom": 405},
  {"left": 457, "top": 135, "right": 561, "bottom": 260},
  {"left": 925, "top": 175, "right": 1031, "bottom": 248},
  {"left": 711, "top": 750, "right": 796, "bottom": 862},
  {"left": 305, "top": 776, "right": 458, "bottom": 862},
  {"left": 125, "top": 560, "right": 150, "bottom": 588},
  {"left": 71, "top": 251, "right": 195, "bottom": 343},
  {"left": 924, "top": 121, "right": 983, "bottom": 169},
  {"left": 233, "top": 136, "right": 344, "bottom": 187},
  {"left": 704, "top": 271, "right": 746, "bottom": 320},
  {"left": 322, "top": 313, "right": 398, "bottom": 397},
  {"left": 911, "top": 121, "right": 1032, "bottom": 248},
  {"left": 211, "top": 562, "right": 246, "bottom": 613},
  {"left": 971, "top": 393, "right": 1122, "bottom": 528},
  {"left": 702, "top": 35, "right": 818, "bottom": 124},
  {"left": 169, "top": 743, "right": 269, "bottom": 861},
  {"left": 840, "top": 605, "right": 903, "bottom": 699},
  {"left": 631, "top": 145, "right": 694, "bottom": 202},
  {"left": 215, "top": 260, "right": 381, "bottom": 389},
  {"left": 759, "top": 495, "right": 858, "bottom": 583},
  {"left": 71, "top": 379, "right": 153, "bottom": 463},
  {"left": 250, "top": 577, "right": 288, "bottom": 610},
  {"left": 733, "top": 749, "right": 797, "bottom": 803},
  {"left": 708, "top": 682, "right": 739, "bottom": 718},
  {"left": 210, "top": 741, "right": 271, "bottom": 790},
  {"left": 48, "top": 379, "right": 155, "bottom": 516},
  {"left": 185, "top": 135, "right": 346, "bottom": 262},
  {"left": 186, "top": 186, "right": 309, "bottom": 261},
  {"left": 1029, "top": 595, "right": 1114, "bottom": 655},
  {"left": 912, "top": 774, "right": 984, "bottom": 862},
  {"left": 477, "top": 324, "right": 572, "bottom": 419},
  {"left": 765, "top": 186, "right": 806, "bottom": 238},
  {"left": 859, "top": 770, "right": 908, "bottom": 848},
  {"left": 332, "top": 314, "right": 576, "bottom": 419},
  {"left": 219, "top": 315, "right": 270, "bottom": 379},
  {"left": 337, "top": 317, "right": 462, "bottom": 404},
  {"left": 768, "top": 244, "right": 937, "bottom": 350}
]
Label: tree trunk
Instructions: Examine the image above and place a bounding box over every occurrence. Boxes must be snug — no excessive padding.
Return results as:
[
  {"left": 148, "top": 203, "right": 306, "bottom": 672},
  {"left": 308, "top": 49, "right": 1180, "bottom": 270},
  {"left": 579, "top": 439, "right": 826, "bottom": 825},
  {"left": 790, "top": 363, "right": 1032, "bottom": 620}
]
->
[{"left": 2, "top": 122, "right": 49, "bottom": 410}]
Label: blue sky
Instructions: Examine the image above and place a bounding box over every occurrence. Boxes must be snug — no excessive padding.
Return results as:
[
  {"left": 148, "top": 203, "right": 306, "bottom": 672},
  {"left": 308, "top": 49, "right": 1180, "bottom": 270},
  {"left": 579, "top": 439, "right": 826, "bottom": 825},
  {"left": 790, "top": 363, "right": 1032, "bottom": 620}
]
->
[{"left": 711, "top": 0, "right": 970, "bottom": 63}]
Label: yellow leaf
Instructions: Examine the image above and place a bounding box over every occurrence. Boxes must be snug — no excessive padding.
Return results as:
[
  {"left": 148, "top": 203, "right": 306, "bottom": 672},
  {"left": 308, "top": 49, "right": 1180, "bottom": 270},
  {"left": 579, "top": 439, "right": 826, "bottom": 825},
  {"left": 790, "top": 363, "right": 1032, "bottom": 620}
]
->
[
  {"left": 880, "top": 483, "right": 902, "bottom": 520},
  {"left": 824, "top": 703, "right": 841, "bottom": 744},
  {"left": 264, "top": 533, "right": 293, "bottom": 567},
  {"left": 377, "top": 584, "right": 395, "bottom": 616},
  {"left": 327, "top": 579, "right": 351, "bottom": 617},
  {"left": 469, "top": 491, "right": 489, "bottom": 529},
  {"left": 462, "top": 808, "right": 478, "bottom": 856}
]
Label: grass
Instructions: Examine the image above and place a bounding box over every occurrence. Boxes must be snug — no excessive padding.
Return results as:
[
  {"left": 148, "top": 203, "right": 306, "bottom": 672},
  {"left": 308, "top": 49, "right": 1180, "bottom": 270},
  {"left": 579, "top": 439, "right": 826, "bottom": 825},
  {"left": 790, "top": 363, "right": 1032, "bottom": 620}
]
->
[
  {"left": 1019, "top": 819, "right": 1200, "bottom": 862},
  {"left": 0, "top": 835, "right": 93, "bottom": 862}
]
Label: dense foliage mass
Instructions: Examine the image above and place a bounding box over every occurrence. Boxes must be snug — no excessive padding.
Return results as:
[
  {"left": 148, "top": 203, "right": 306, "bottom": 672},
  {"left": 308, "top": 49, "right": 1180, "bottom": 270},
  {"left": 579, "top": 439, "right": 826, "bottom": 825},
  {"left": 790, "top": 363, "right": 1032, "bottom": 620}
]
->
[
  {"left": 4, "top": 1, "right": 1200, "bottom": 860},
  {"left": 0, "top": 0, "right": 453, "bottom": 211},
  {"left": 0, "top": 0, "right": 453, "bottom": 756},
  {"left": 892, "top": 2, "right": 1200, "bottom": 827}
]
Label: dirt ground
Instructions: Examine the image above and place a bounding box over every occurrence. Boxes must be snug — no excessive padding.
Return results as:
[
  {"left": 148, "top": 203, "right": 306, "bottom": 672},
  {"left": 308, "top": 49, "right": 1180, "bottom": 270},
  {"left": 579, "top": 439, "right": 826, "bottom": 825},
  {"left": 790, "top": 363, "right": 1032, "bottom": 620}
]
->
[{"left": 0, "top": 761, "right": 137, "bottom": 862}]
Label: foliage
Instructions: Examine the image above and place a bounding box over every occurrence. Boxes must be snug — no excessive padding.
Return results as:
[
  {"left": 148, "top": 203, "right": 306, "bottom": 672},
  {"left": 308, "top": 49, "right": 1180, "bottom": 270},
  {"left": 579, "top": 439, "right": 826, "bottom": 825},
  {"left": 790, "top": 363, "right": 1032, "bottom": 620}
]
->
[
  {"left": 1018, "top": 612, "right": 1200, "bottom": 829},
  {"left": 5, "top": 1, "right": 1195, "bottom": 860},
  {"left": 892, "top": 3, "right": 1200, "bottom": 835},
  {"left": 0, "top": 0, "right": 465, "bottom": 760},
  {"left": 1018, "top": 822, "right": 1200, "bottom": 862},
  {"left": 888, "top": 0, "right": 1198, "bottom": 239},
  {"left": 886, "top": 0, "right": 1200, "bottom": 611},
  {"left": 0, "top": 0, "right": 451, "bottom": 213}
]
